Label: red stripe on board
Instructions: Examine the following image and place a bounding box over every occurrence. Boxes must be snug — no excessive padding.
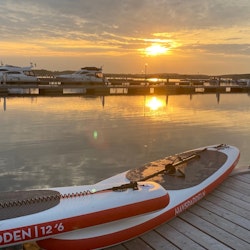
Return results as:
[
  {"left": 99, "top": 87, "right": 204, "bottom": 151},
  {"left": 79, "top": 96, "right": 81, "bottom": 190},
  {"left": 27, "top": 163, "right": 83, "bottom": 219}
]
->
[
  {"left": 37, "top": 154, "right": 240, "bottom": 250},
  {"left": 0, "top": 193, "right": 169, "bottom": 247}
]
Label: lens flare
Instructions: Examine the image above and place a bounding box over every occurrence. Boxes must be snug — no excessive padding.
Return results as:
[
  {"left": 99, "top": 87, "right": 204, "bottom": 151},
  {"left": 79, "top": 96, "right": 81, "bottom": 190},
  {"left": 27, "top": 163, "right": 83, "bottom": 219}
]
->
[{"left": 93, "top": 131, "right": 98, "bottom": 139}]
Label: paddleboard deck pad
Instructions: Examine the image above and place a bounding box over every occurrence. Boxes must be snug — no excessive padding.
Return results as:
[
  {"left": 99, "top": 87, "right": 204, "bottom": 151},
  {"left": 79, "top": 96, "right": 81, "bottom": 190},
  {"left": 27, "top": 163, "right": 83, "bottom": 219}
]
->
[
  {"left": 0, "top": 190, "right": 60, "bottom": 220},
  {"left": 0, "top": 144, "right": 240, "bottom": 250},
  {"left": 126, "top": 145, "right": 228, "bottom": 189}
]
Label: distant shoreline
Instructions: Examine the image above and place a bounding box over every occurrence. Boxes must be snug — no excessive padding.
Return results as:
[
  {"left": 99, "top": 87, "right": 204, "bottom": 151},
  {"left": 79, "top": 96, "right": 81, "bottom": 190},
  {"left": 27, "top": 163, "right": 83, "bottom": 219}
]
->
[{"left": 33, "top": 70, "right": 250, "bottom": 80}]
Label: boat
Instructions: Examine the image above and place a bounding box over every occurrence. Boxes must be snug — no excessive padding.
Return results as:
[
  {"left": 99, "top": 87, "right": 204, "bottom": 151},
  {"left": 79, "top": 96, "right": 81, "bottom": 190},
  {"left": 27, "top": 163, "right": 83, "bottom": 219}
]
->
[
  {"left": 56, "top": 67, "right": 109, "bottom": 85},
  {"left": 0, "top": 64, "right": 38, "bottom": 83},
  {"left": 0, "top": 64, "right": 33, "bottom": 72},
  {"left": 0, "top": 144, "right": 240, "bottom": 249}
]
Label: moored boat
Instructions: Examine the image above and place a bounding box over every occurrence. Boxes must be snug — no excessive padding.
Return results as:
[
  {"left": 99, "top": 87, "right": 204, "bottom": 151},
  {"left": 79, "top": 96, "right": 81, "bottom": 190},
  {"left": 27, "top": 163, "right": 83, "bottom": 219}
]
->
[
  {"left": 56, "top": 67, "right": 109, "bottom": 85},
  {"left": 0, "top": 64, "right": 38, "bottom": 83}
]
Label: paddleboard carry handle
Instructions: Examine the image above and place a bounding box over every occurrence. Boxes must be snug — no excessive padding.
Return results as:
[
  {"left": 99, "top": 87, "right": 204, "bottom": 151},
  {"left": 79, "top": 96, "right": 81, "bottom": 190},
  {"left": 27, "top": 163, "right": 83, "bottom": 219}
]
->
[
  {"left": 109, "top": 181, "right": 139, "bottom": 191},
  {"left": 214, "top": 144, "right": 229, "bottom": 150}
]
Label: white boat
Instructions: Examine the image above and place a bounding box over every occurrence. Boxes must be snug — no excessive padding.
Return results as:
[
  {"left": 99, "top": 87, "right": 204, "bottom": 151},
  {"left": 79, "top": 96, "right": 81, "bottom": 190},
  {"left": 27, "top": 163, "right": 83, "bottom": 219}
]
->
[
  {"left": 0, "top": 64, "right": 38, "bottom": 83},
  {"left": 56, "top": 67, "right": 109, "bottom": 85},
  {"left": 0, "top": 144, "right": 240, "bottom": 249}
]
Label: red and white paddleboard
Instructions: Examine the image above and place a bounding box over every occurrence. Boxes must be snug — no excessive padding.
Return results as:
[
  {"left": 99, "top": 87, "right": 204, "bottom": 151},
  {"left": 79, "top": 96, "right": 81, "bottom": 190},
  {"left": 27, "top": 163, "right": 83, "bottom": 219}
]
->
[{"left": 0, "top": 144, "right": 240, "bottom": 250}]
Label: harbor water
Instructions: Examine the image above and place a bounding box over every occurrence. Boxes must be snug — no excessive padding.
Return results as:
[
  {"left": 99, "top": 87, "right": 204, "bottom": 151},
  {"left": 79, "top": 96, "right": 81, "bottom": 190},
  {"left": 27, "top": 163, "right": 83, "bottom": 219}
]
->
[{"left": 0, "top": 93, "right": 249, "bottom": 192}]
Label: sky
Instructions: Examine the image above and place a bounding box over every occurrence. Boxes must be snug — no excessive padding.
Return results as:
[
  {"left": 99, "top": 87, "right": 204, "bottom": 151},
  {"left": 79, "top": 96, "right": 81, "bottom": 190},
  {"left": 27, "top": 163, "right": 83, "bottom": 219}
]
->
[{"left": 0, "top": 0, "right": 250, "bottom": 75}]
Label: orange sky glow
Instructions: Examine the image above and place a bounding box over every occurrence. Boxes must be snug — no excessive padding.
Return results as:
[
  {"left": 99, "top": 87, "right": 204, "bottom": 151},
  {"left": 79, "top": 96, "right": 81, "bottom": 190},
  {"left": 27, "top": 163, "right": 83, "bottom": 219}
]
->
[{"left": 0, "top": 1, "right": 250, "bottom": 75}]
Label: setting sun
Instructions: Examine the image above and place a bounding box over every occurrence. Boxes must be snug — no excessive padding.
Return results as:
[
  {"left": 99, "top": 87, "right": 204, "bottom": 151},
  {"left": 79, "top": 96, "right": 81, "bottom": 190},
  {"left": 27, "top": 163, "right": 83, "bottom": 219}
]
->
[{"left": 144, "top": 44, "right": 169, "bottom": 56}]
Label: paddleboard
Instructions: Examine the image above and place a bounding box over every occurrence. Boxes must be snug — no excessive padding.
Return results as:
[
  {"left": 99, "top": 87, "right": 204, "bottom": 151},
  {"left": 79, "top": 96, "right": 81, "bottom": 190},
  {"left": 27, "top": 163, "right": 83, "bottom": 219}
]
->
[{"left": 0, "top": 144, "right": 240, "bottom": 250}]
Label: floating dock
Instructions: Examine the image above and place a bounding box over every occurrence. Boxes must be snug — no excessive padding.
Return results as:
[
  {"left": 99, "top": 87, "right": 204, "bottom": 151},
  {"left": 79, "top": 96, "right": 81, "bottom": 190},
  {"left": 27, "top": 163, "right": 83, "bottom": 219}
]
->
[{"left": 0, "top": 83, "right": 250, "bottom": 97}]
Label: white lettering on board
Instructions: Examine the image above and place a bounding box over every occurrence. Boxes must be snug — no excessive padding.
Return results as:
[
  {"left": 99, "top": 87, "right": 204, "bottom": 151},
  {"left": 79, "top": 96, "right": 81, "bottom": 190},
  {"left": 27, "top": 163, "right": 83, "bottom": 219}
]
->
[
  {"left": 175, "top": 190, "right": 206, "bottom": 215},
  {"left": 0, "top": 222, "right": 64, "bottom": 246}
]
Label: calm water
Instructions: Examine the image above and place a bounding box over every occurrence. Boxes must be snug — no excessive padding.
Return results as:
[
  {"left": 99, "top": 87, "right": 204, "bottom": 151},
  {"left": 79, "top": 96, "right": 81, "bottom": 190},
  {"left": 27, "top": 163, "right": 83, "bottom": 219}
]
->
[{"left": 0, "top": 94, "right": 249, "bottom": 192}]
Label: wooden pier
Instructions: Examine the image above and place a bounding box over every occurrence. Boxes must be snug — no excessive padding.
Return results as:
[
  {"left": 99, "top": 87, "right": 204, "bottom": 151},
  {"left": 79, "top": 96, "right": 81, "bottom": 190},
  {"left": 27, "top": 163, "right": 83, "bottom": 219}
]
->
[{"left": 15, "top": 168, "right": 249, "bottom": 250}]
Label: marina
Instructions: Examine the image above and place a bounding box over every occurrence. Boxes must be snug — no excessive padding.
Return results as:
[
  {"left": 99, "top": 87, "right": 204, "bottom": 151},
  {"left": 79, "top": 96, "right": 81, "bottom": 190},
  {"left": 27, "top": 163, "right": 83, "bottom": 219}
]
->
[
  {"left": 2, "top": 1, "right": 250, "bottom": 248},
  {"left": 1, "top": 64, "right": 249, "bottom": 97}
]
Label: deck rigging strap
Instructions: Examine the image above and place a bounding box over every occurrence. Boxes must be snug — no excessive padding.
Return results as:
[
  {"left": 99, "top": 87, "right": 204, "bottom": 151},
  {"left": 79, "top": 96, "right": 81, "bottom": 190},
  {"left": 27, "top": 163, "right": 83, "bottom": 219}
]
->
[{"left": 139, "top": 152, "right": 202, "bottom": 181}]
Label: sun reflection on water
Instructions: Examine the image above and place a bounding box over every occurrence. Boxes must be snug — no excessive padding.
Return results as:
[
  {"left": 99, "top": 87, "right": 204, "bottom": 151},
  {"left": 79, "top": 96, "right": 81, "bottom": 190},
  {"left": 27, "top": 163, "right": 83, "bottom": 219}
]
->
[{"left": 145, "top": 96, "right": 165, "bottom": 111}]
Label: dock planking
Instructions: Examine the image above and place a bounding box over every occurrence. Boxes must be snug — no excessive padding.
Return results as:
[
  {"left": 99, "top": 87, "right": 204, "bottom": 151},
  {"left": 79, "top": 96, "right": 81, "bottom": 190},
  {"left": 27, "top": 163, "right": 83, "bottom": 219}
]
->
[{"left": 4, "top": 169, "right": 250, "bottom": 250}]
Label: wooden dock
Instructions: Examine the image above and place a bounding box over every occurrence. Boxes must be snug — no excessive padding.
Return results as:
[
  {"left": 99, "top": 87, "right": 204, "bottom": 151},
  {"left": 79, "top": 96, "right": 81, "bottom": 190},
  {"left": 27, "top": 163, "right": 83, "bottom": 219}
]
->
[{"left": 5, "top": 168, "right": 250, "bottom": 250}]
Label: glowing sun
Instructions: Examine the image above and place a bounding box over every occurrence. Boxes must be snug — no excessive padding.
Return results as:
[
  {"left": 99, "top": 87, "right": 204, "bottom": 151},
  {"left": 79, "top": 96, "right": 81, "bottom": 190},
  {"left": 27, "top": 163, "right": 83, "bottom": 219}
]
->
[{"left": 144, "top": 44, "right": 169, "bottom": 56}]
